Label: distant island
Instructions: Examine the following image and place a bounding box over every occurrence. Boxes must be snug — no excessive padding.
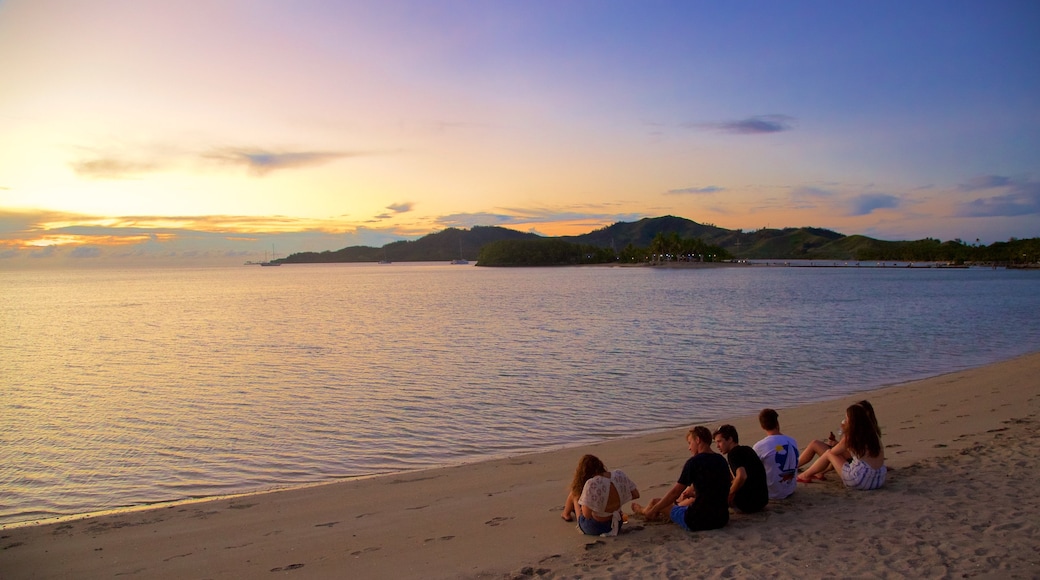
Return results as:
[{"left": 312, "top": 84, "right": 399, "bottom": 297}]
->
[{"left": 276, "top": 215, "right": 1040, "bottom": 267}]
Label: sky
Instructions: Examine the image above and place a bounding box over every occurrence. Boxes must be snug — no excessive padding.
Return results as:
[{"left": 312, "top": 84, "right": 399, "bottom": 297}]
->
[{"left": 1, "top": 1, "right": 1038, "bottom": 267}]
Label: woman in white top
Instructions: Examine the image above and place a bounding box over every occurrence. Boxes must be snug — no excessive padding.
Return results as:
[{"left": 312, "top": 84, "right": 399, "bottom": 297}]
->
[
  {"left": 561, "top": 454, "right": 640, "bottom": 536},
  {"left": 798, "top": 403, "right": 886, "bottom": 490}
]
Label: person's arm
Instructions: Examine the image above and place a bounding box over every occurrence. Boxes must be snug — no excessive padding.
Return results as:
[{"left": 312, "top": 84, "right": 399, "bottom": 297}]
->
[
  {"left": 678, "top": 484, "right": 695, "bottom": 501},
  {"left": 643, "top": 482, "right": 685, "bottom": 520},
  {"left": 728, "top": 466, "right": 747, "bottom": 506},
  {"left": 831, "top": 435, "right": 848, "bottom": 457}
]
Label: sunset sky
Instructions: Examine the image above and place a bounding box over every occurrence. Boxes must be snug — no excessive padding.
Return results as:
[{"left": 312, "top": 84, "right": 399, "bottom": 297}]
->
[{"left": 1, "top": 1, "right": 1038, "bottom": 267}]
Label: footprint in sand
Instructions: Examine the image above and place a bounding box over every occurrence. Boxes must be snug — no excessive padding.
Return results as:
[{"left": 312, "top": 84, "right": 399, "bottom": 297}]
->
[
  {"left": 270, "top": 563, "right": 305, "bottom": 572},
  {"left": 485, "top": 516, "right": 513, "bottom": 527},
  {"left": 350, "top": 547, "right": 381, "bottom": 556},
  {"left": 423, "top": 535, "right": 455, "bottom": 543},
  {"left": 314, "top": 521, "right": 339, "bottom": 528}
]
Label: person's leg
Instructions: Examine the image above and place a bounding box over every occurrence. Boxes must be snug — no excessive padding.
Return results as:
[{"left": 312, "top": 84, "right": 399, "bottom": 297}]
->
[
  {"left": 799, "top": 449, "right": 848, "bottom": 482},
  {"left": 797, "top": 439, "right": 830, "bottom": 468},
  {"left": 561, "top": 490, "right": 578, "bottom": 521},
  {"left": 631, "top": 498, "right": 656, "bottom": 515}
]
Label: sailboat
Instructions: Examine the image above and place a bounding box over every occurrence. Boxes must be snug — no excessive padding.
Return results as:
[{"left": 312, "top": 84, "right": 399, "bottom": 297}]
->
[
  {"left": 260, "top": 246, "right": 282, "bottom": 267},
  {"left": 450, "top": 238, "right": 468, "bottom": 265}
]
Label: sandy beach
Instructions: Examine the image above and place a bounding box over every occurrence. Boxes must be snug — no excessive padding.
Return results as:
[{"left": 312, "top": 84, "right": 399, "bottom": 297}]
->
[{"left": 4, "top": 352, "right": 1039, "bottom": 579}]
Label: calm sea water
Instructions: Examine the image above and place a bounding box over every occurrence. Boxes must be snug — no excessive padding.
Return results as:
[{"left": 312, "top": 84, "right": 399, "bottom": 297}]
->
[{"left": 2, "top": 263, "right": 1039, "bottom": 525}]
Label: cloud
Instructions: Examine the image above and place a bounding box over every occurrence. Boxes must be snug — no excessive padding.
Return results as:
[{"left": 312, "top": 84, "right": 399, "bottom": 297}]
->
[
  {"left": 438, "top": 212, "right": 524, "bottom": 228},
  {"left": 69, "top": 246, "right": 102, "bottom": 258},
  {"left": 691, "top": 114, "right": 795, "bottom": 135},
  {"left": 71, "top": 158, "right": 160, "bottom": 179},
  {"left": 666, "top": 186, "right": 724, "bottom": 195},
  {"left": 204, "top": 149, "right": 351, "bottom": 176},
  {"left": 788, "top": 186, "right": 835, "bottom": 210},
  {"left": 790, "top": 186, "right": 834, "bottom": 199},
  {"left": 955, "top": 179, "right": 1040, "bottom": 217},
  {"left": 958, "top": 175, "right": 1012, "bottom": 192},
  {"left": 849, "top": 193, "right": 900, "bottom": 216},
  {"left": 437, "top": 209, "right": 644, "bottom": 230},
  {"left": 387, "top": 202, "right": 414, "bottom": 213}
]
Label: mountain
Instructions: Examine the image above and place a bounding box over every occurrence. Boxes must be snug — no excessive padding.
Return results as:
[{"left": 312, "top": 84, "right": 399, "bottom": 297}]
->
[
  {"left": 278, "top": 215, "right": 1037, "bottom": 264},
  {"left": 563, "top": 217, "right": 853, "bottom": 259},
  {"left": 280, "top": 225, "right": 539, "bottom": 263}
]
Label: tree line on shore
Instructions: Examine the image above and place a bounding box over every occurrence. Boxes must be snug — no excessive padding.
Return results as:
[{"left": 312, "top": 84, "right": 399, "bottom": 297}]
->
[
  {"left": 276, "top": 216, "right": 1039, "bottom": 266},
  {"left": 476, "top": 232, "right": 733, "bottom": 266}
]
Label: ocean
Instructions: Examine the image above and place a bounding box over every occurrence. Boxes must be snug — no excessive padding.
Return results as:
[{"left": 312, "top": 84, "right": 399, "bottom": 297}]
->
[{"left": 2, "top": 262, "right": 1038, "bottom": 525}]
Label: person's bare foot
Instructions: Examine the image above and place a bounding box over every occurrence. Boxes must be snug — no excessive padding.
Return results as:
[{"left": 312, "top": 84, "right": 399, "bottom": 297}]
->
[
  {"left": 561, "top": 511, "right": 574, "bottom": 522},
  {"left": 630, "top": 502, "right": 644, "bottom": 515}
]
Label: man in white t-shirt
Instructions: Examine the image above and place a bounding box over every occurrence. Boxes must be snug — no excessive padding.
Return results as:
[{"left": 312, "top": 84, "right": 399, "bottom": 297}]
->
[{"left": 752, "top": 408, "right": 799, "bottom": 500}]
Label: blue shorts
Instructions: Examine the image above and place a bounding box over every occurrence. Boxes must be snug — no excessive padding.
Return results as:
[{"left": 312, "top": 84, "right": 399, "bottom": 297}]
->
[
  {"left": 577, "top": 515, "right": 615, "bottom": 536},
  {"left": 669, "top": 505, "right": 690, "bottom": 531}
]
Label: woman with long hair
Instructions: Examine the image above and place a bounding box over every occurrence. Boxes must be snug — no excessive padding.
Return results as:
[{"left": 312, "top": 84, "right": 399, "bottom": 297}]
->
[
  {"left": 796, "top": 400, "right": 881, "bottom": 478},
  {"left": 561, "top": 454, "right": 639, "bottom": 536},
  {"left": 797, "top": 403, "right": 886, "bottom": 490}
]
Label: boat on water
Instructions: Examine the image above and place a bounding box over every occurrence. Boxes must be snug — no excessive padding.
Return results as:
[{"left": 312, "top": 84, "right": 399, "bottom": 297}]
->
[
  {"left": 450, "top": 238, "right": 468, "bottom": 264},
  {"left": 258, "top": 246, "right": 282, "bottom": 266}
]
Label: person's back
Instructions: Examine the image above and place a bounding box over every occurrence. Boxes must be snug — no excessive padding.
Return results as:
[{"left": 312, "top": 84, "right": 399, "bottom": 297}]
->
[
  {"left": 681, "top": 452, "right": 731, "bottom": 530},
  {"left": 726, "top": 444, "right": 769, "bottom": 512},
  {"left": 754, "top": 409, "right": 799, "bottom": 500},
  {"left": 754, "top": 434, "right": 799, "bottom": 499}
]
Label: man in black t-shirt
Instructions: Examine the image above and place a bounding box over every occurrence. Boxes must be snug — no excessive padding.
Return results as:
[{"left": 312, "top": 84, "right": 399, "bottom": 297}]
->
[
  {"left": 633, "top": 426, "right": 732, "bottom": 531},
  {"left": 713, "top": 424, "right": 769, "bottom": 513}
]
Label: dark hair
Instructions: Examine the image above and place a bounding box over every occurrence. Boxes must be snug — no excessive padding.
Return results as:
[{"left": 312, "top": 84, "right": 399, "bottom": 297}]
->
[
  {"left": 856, "top": 400, "right": 881, "bottom": 437},
  {"left": 570, "top": 454, "right": 607, "bottom": 496},
  {"left": 846, "top": 404, "right": 882, "bottom": 458},
  {"left": 689, "top": 426, "right": 713, "bottom": 445},
  {"left": 712, "top": 424, "right": 739, "bottom": 444},
  {"left": 759, "top": 408, "right": 780, "bottom": 431}
]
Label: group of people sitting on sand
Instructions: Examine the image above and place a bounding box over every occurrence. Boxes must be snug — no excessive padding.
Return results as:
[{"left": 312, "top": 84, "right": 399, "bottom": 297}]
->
[{"left": 561, "top": 401, "right": 885, "bottom": 536}]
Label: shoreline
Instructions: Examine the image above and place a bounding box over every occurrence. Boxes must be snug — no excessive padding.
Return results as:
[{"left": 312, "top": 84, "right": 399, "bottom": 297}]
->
[
  {"left": 0, "top": 353, "right": 995, "bottom": 530},
  {"left": 4, "top": 351, "right": 1039, "bottom": 578}
]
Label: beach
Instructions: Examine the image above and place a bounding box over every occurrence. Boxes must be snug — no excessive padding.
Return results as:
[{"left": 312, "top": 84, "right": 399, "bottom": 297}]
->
[{"left": 3, "top": 352, "right": 1039, "bottom": 579}]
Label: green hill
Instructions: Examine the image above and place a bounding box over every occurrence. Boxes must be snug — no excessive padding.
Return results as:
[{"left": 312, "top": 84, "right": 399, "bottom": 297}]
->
[{"left": 277, "top": 215, "right": 1038, "bottom": 265}]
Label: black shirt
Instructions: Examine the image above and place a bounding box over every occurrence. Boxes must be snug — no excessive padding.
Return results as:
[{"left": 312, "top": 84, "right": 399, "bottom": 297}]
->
[
  {"left": 726, "top": 445, "right": 769, "bottom": 513},
  {"left": 677, "top": 452, "right": 732, "bottom": 530}
]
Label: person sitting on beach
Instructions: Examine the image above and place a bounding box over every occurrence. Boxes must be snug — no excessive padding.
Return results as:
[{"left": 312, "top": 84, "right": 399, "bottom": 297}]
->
[
  {"left": 797, "top": 400, "right": 880, "bottom": 479},
  {"left": 713, "top": 424, "right": 769, "bottom": 513},
  {"left": 797, "top": 403, "right": 886, "bottom": 490},
  {"left": 561, "top": 454, "right": 639, "bottom": 536},
  {"left": 752, "top": 408, "right": 799, "bottom": 499},
  {"left": 632, "top": 426, "right": 731, "bottom": 531}
]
